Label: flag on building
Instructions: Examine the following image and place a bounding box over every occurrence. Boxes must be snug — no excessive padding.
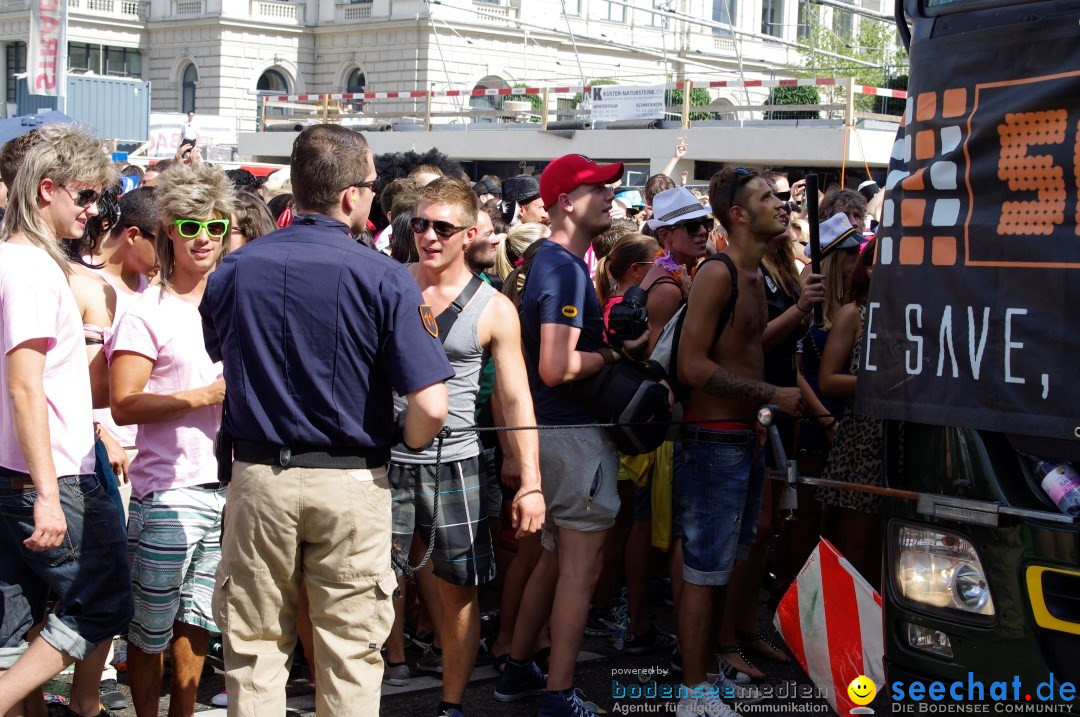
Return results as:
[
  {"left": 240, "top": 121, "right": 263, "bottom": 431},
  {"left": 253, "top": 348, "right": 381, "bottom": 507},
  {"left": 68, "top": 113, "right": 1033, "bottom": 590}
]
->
[
  {"left": 28, "top": 0, "right": 67, "bottom": 97},
  {"left": 774, "top": 538, "right": 885, "bottom": 715}
]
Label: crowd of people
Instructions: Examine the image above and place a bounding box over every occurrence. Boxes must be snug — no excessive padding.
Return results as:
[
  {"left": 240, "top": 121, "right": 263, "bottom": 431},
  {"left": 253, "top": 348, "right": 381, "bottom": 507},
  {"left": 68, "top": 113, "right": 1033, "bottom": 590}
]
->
[{"left": 0, "top": 124, "right": 886, "bottom": 717}]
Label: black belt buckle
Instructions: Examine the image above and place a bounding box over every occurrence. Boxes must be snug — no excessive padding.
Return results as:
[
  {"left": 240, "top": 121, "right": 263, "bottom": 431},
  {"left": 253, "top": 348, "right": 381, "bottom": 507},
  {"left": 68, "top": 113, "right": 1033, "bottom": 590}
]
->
[{"left": 279, "top": 447, "right": 292, "bottom": 468}]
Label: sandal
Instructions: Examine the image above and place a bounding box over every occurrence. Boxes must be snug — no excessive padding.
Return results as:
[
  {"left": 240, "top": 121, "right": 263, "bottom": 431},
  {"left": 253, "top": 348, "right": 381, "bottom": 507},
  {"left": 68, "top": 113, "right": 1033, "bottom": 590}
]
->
[
  {"left": 716, "top": 643, "right": 766, "bottom": 681},
  {"left": 736, "top": 630, "right": 791, "bottom": 663}
]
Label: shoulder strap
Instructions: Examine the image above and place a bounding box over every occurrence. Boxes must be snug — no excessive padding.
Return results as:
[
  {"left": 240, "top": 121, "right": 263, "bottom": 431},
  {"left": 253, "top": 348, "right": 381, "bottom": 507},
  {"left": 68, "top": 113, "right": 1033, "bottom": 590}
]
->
[
  {"left": 435, "top": 273, "right": 485, "bottom": 345},
  {"left": 644, "top": 276, "right": 684, "bottom": 295},
  {"left": 696, "top": 252, "right": 739, "bottom": 330}
]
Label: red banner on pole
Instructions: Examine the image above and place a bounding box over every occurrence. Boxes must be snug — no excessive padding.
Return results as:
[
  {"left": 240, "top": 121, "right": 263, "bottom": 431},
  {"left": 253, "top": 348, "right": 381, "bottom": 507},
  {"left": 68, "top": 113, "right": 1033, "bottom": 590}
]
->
[{"left": 27, "top": 0, "right": 67, "bottom": 98}]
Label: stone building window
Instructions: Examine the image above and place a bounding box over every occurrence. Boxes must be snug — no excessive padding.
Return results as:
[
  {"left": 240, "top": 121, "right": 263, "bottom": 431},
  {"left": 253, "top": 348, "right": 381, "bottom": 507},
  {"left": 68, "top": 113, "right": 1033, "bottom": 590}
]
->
[{"left": 181, "top": 63, "right": 198, "bottom": 113}]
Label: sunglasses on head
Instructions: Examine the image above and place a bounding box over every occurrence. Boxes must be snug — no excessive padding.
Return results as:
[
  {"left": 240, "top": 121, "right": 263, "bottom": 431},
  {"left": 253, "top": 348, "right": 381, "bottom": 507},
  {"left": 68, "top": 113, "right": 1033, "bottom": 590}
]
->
[
  {"left": 673, "top": 217, "right": 715, "bottom": 235},
  {"left": 410, "top": 217, "right": 471, "bottom": 239},
  {"left": 63, "top": 185, "right": 102, "bottom": 208},
  {"left": 726, "top": 167, "right": 756, "bottom": 212},
  {"left": 173, "top": 218, "right": 230, "bottom": 239}
]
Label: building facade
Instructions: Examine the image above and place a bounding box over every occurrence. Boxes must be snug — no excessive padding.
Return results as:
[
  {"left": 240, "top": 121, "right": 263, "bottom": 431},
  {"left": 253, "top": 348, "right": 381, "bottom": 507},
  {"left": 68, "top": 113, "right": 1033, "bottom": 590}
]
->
[{"left": 0, "top": 0, "right": 890, "bottom": 133}]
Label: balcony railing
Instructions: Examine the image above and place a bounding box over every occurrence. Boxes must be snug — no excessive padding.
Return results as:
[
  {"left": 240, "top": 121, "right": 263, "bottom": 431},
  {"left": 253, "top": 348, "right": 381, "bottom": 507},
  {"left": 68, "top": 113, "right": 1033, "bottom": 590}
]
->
[
  {"left": 172, "top": 0, "right": 203, "bottom": 15},
  {"left": 335, "top": 0, "right": 371, "bottom": 22},
  {"left": 473, "top": 0, "right": 515, "bottom": 20},
  {"left": 250, "top": 0, "right": 303, "bottom": 23}
]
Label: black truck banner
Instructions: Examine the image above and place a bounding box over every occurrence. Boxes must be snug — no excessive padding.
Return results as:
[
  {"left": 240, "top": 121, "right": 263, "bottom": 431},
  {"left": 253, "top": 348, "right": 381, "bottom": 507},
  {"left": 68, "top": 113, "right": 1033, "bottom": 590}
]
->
[{"left": 855, "top": 10, "right": 1079, "bottom": 441}]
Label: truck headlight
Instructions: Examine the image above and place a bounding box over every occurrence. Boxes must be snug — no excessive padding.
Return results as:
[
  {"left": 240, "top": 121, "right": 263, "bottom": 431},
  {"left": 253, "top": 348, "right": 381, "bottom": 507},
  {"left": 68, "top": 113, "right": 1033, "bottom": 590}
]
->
[{"left": 893, "top": 525, "right": 995, "bottom": 618}]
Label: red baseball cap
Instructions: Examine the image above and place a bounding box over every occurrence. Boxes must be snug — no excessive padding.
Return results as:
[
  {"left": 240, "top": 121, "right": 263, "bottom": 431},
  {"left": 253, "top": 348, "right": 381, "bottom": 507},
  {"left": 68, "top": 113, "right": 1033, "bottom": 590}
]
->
[{"left": 539, "top": 154, "right": 625, "bottom": 209}]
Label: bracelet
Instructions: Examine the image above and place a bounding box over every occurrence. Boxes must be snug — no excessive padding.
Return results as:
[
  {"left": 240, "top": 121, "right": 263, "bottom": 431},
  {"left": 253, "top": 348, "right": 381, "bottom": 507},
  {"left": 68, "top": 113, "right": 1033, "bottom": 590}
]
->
[
  {"left": 513, "top": 488, "right": 543, "bottom": 503},
  {"left": 797, "top": 301, "right": 811, "bottom": 314}
]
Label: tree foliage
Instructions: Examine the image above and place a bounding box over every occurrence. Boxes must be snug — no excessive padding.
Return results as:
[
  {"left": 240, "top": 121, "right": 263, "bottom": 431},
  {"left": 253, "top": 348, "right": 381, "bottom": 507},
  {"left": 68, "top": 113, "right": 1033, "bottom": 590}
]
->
[
  {"left": 665, "top": 87, "right": 714, "bottom": 121},
  {"left": 796, "top": 8, "right": 909, "bottom": 115},
  {"left": 764, "top": 85, "right": 821, "bottom": 120}
]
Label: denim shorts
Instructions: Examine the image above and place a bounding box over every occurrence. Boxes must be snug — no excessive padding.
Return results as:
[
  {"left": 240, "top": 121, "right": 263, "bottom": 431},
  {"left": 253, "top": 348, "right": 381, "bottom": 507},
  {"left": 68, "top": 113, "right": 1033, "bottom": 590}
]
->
[
  {"left": 673, "top": 429, "right": 766, "bottom": 586},
  {"left": 0, "top": 472, "right": 133, "bottom": 668}
]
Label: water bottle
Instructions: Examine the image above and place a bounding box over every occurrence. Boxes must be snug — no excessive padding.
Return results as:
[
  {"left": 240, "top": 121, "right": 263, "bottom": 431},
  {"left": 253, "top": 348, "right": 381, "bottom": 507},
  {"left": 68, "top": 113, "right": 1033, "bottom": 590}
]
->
[{"left": 1036, "top": 461, "right": 1080, "bottom": 516}]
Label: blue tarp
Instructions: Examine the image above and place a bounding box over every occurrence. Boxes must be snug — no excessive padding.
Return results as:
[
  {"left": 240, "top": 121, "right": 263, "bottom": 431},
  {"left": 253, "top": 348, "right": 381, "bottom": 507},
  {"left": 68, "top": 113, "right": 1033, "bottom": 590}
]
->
[{"left": 0, "top": 111, "right": 79, "bottom": 146}]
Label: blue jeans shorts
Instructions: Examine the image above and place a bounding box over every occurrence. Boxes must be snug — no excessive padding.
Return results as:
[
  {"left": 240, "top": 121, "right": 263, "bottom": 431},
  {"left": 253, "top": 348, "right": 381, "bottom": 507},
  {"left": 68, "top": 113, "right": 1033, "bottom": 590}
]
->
[
  {"left": 0, "top": 471, "right": 133, "bottom": 667},
  {"left": 673, "top": 428, "right": 766, "bottom": 586}
]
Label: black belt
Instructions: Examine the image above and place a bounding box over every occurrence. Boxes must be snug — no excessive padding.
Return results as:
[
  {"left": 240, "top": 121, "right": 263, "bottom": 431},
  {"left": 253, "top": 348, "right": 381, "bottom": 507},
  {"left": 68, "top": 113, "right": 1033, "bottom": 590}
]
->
[
  {"left": 681, "top": 426, "right": 755, "bottom": 445},
  {"left": 232, "top": 440, "right": 389, "bottom": 469}
]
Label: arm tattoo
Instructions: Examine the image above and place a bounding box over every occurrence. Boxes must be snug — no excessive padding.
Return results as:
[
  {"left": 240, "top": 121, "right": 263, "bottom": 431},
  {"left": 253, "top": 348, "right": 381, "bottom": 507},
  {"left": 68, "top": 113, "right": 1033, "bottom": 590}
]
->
[{"left": 702, "top": 366, "right": 775, "bottom": 404}]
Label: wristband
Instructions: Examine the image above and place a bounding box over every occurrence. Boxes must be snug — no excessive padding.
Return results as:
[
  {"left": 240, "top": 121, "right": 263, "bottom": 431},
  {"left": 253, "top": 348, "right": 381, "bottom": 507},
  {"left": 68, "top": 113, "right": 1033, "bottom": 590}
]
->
[
  {"left": 597, "top": 347, "right": 621, "bottom": 366},
  {"left": 513, "top": 488, "right": 543, "bottom": 504}
]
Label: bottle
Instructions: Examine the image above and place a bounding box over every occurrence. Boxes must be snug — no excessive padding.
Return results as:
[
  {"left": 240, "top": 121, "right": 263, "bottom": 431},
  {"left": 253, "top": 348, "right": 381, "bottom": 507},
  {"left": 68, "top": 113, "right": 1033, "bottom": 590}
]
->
[{"left": 1036, "top": 461, "right": 1080, "bottom": 516}]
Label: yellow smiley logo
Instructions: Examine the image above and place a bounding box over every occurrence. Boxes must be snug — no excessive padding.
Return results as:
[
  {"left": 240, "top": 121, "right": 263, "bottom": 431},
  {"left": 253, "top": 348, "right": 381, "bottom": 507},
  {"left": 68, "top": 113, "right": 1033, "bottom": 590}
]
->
[
  {"left": 847, "top": 675, "right": 876, "bottom": 706},
  {"left": 561, "top": 305, "right": 579, "bottom": 318}
]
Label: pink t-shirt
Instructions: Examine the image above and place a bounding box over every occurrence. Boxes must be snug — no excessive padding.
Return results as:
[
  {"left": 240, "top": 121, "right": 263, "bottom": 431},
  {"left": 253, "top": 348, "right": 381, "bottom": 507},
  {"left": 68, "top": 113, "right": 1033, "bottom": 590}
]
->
[
  {"left": 108, "top": 286, "right": 222, "bottom": 499},
  {"left": 0, "top": 244, "right": 95, "bottom": 476}
]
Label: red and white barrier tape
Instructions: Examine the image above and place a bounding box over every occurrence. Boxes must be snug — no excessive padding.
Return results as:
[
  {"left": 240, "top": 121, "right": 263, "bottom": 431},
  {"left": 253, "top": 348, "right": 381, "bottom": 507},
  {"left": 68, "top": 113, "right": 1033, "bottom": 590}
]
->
[{"left": 266, "top": 77, "right": 907, "bottom": 104}]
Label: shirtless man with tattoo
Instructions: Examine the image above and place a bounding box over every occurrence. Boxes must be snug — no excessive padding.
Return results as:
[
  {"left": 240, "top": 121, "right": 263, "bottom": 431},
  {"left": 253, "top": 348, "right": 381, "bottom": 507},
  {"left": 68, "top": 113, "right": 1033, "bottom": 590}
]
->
[{"left": 672, "top": 168, "right": 805, "bottom": 717}]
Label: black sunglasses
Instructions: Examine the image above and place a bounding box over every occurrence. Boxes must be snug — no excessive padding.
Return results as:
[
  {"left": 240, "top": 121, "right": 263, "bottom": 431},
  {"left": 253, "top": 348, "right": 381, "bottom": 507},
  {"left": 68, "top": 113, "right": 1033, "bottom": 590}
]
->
[
  {"left": 63, "top": 185, "right": 103, "bottom": 208},
  {"left": 726, "top": 168, "right": 756, "bottom": 212},
  {"left": 410, "top": 216, "right": 471, "bottom": 239},
  {"left": 773, "top": 190, "right": 791, "bottom": 201},
  {"left": 350, "top": 179, "right": 377, "bottom": 193},
  {"left": 673, "top": 217, "right": 715, "bottom": 235}
]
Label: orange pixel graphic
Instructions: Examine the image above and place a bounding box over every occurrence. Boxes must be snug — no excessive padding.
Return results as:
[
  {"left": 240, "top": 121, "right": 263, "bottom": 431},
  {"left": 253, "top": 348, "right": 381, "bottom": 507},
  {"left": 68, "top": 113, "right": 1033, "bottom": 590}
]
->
[{"left": 997, "top": 110, "right": 1067, "bottom": 236}]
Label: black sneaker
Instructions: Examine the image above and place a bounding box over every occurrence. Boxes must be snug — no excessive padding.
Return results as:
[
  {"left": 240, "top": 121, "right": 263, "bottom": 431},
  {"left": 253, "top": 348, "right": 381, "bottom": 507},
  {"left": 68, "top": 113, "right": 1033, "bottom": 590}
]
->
[
  {"left": 98, "top": 679, "right": 127, "bottom": 710},
  {"left": 493, "top": 659, "right": 547, "bottom": 702},
  {"left": 623, "top": 626, "right": 677, "bottom": 656}
]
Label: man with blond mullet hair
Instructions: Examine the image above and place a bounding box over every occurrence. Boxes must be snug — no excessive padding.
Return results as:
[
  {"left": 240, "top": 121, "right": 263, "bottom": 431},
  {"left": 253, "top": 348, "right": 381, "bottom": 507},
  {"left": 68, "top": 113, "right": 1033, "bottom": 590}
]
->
[{"left": 0, "top": 125, "right": 133, "bottom": 717}]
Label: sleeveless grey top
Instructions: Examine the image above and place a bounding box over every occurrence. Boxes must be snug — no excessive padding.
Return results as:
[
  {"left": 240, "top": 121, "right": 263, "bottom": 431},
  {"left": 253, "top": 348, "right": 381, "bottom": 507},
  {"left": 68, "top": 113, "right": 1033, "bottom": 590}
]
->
[{"left": 391, "top": 280, "right": 496, "bottom": 464}]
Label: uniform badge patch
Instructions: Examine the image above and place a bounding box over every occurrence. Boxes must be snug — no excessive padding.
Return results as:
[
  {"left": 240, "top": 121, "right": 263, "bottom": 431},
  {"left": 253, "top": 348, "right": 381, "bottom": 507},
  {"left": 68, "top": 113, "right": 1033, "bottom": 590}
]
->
[
  {"left": 561, "top": 305, "right": 579, "bottom": 318},
  {"left": 419, "top": 305, "right": 438, "bottom": 338}
]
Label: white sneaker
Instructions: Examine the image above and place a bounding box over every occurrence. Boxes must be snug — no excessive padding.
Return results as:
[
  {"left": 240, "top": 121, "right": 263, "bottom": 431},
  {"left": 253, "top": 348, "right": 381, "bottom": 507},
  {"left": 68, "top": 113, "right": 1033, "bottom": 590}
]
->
[
  {"left": 211, "top": 690, "right": 228, "bottom": 707},
  {"left": 676, "top": 684, "right": 743, "bottom": 717}
]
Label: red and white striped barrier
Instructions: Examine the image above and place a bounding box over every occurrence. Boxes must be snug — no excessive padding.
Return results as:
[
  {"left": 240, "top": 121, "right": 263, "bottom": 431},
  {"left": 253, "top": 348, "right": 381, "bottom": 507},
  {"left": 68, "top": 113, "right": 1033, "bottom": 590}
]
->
[
  {"left": 265, "top": 77, "right": 906, "bottom": 104},
  {"left": 774, "top": 538, "right": 885, "bottom": 716}
]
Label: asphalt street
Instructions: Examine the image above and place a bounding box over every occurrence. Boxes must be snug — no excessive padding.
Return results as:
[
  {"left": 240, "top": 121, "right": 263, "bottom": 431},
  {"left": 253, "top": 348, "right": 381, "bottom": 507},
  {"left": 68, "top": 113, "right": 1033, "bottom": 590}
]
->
[{"left": 42, "top": 585, "right": 893, "bottom": 717}]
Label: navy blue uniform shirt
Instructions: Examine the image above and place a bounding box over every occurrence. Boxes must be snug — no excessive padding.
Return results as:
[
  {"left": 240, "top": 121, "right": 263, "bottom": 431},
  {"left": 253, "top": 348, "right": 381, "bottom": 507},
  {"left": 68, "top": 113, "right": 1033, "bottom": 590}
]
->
[
  {"left": 200, "top": 214, "right": 453, "bottom": 448},
  {"left": 520, "top": 240, "right": 605, "bottom": 425}
]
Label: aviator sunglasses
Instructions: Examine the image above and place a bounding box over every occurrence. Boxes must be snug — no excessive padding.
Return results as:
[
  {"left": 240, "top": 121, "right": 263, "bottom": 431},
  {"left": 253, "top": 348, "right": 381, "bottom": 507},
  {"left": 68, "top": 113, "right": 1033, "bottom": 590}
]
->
[
  {"left": 410, "top": 217, "right": 471, "bottom": 239},
  {"left": 62, "top": 185, "right": 103, "bottom": 208},
  {"left": 173, "top": 218, "right": 231, "bottom": 239}
]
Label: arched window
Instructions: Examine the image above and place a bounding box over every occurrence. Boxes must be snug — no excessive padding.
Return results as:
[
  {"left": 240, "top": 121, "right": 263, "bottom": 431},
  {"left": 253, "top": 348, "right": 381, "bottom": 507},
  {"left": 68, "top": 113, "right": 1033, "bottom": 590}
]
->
[
  {"left": 345, "top": 68, "right": 365, "bottom": 112},
  {"left": 257, "top": 69, "right": 289, "bottom": 93},
  {"left": 469, "top": 75, "right": 508, "bottom": 124},
  {"left": 181, "top": 63, "right": 198, "bottom": 113},
  {"left": 346, "top": 68, "right": 365, "bottom": 93}
]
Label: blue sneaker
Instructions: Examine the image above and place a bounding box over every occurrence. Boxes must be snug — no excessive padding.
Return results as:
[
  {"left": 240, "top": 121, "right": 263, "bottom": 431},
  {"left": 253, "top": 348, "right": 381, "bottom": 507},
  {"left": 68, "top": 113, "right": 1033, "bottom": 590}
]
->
[
  {"left": 437, "top": 710, "right": 464, "bottom": 717},
  {"left": 537, "top": 689, "right": 599, "bottom": 717},
  {"left": 494, "top": 659, "right": 547, "bottom": 702}
]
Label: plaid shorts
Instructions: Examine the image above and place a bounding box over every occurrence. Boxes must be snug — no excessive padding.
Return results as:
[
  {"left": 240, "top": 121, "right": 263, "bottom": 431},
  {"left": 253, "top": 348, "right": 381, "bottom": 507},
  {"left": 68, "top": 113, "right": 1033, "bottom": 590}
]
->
[
  {"left": 389, "top": 455, "right": 495, "bottom": 586},
  {"left": 127, "top": 485, "right": 225, "bottom": 653}
]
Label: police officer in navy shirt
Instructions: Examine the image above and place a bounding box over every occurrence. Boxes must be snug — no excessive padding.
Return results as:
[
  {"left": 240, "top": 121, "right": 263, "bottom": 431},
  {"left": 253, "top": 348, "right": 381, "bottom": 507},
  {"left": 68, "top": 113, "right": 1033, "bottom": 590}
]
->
[{"left": 200, "top": 125, "right": 451, "bottom": 716}]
